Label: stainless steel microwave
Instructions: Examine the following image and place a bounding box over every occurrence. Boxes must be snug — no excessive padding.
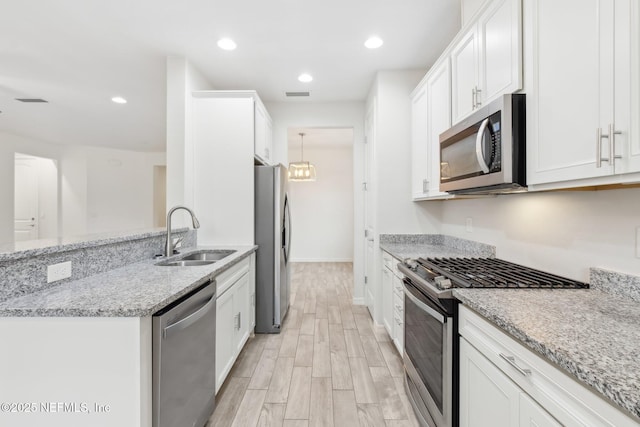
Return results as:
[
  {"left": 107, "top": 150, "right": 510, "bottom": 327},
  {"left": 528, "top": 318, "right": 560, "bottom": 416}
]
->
[{"left": 439, "top": 94, "right": 526, "bottom": 194}]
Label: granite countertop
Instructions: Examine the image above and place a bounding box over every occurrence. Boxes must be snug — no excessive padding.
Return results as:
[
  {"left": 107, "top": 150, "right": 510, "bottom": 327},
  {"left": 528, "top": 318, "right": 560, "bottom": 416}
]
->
[
  {"left": 379, "top": 234, "right": 496, "bottom": 260},
  {"left": 454, "top": 287, "right": 640, "bottom": 420},
  {"left": 0, "top": 245, "right": 257, "bottom": 317}
]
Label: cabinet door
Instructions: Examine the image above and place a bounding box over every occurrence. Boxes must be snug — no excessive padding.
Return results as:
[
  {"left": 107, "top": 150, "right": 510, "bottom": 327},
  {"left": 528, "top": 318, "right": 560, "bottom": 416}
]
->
[
  {"left": 519, "top": 393, "right": 562, "bottom": 427},
  {"left": 215, "top": 288, "right": 236, "bottom": 392},
  {"left": 426, "top": 59, "right": 452, "bottom": 195},
  {"left": 451, "top": 27, "right": 479, "bottom": 124},
  {"left": 254, "top": 102, "right": 269, "bottom": 162},
  {"left": 411, "top": 84, "right": 429, "bottom": 199},
  {"left": 526, "top": 0, "right": 615, "bottom": 185},
  {"left": 381, "top": 267, "right": 393, "bottom": 336},
  {"left": 234, "top": 271, "right": 251, "bottom": 353},
  {"left": 614, "top": 0, "right": 640, "bottom": 174},
  {"left": 478, "top": 0, "right": 522, "bottom": 105},
  {"left": 460, "top": 338, "right": 520, "bottom": 427}
]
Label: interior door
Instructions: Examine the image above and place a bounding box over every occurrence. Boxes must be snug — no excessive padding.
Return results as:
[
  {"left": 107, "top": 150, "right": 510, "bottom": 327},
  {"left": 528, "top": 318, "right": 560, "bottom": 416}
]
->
[
  {"left": 14, "top": 156, "right": 39, "bottom": 241},
  {"left": 364, "top": 102, "right": 375, "bottom": 315}
]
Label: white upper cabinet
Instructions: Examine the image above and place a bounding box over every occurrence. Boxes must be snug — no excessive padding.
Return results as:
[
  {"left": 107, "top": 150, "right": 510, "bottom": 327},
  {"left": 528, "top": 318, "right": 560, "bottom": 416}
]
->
[
  {"left": 411, "top": 59, "right": 452, "bottom": 200},
  {"left": 254, "top": 99, "right": 273, "bottom": 164},
  {"left": 526, "top": 0, "right": 640, "bottom": 188},
  {"left": 452, "top": 0, "right": 522, "bottom": 124},
  {"left": 411, "top": 81, "right": 429, "bottom": 199}
]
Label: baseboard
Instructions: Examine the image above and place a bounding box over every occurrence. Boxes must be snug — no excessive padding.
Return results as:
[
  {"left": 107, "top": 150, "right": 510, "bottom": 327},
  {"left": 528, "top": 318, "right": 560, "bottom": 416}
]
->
[
  {"left": 289, "top": 258, "right": 354, "bottom": 263},
  {"left": 352, "top": 297, "right": 365, "bottom": 305}
]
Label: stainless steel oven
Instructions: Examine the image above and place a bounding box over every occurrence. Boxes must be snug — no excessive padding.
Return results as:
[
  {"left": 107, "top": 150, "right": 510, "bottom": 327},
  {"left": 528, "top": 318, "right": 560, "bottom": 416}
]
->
[{"left": 403, "top": 277, "right": 455, "bottom": 427}]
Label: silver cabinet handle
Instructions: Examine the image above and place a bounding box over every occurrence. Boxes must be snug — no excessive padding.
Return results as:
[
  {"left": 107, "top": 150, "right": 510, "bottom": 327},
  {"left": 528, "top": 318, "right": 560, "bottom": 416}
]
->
[
  {"left": 609, "top": 123, "right": 622, "bottom": 165},
  {"left": 423, "top": 179, "right": 428, "bottom": 193},
  {"left": 499, "top": 353, "right": 531, "bottom": 377},
  {"left": 395, "top": 304, "right": 403, "bottom": 312},
  {"left": 234, "top": 313, "right": 240, "bottom": 330},
  {"left": 475, "top": 118, "right": 491, "bottom": 173},
  {"left": 238, "top": 312, "right": 242, "bottom": 330},
  {"left": 596, "top": 127, "right": 604, "bottom": 168},
  {"left": 472, "top": 87, "right": 476, "bottom": 109}
]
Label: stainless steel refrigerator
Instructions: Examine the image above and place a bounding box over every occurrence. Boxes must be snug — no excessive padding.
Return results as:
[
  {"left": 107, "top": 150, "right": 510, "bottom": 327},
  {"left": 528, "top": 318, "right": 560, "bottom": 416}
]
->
[{"left": 254, "top": 164, "right": 291, "bottom": 333}]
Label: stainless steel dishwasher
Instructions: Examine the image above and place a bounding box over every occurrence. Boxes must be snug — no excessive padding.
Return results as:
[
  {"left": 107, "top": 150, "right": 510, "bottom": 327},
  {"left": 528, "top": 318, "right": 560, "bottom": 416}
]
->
[{"left": 152, "top": 280, "right": 216, "bottom": 427}]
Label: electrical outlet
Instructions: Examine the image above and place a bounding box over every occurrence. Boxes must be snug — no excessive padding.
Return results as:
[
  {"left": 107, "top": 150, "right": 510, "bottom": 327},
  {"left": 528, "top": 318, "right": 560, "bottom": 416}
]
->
[
  {"left": 636, "top": 227, "right": 640, "bottom": 258},
  {"left": 47, "top": 261, "right": 72, "bottom": 283},
  {"left": 466, "top": 217, "right": 473, "bottom": 233}
]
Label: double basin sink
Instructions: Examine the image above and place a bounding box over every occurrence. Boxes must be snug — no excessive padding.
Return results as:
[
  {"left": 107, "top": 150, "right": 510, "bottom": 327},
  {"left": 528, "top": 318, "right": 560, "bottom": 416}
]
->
[{"left": 155, "top": 249, "right": 236, "bottom": 267}]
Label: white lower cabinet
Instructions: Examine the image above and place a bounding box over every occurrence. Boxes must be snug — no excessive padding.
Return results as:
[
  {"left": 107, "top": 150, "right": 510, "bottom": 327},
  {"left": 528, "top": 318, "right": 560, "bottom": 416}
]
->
[
  {"left": 459, "top": 305, "right": 640, "bottom": 427},
  {"left": 215, "top": 255, "right": 254, "bottom": 393},
  {"left": 381, "top": 251, "right": 404, "bottom": 356}
]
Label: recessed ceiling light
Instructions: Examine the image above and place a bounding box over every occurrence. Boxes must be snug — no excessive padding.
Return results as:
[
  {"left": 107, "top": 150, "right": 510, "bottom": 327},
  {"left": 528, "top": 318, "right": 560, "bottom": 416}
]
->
[
  {"left": 365, "top": 36, "right": 384, "bottom": 49},
  {"left": 217, "top": 38, "right": 237, "bottom": 51},
  {"left": 298, "top": 73, "right": 313, "bottom": 83},
  {"left": 111, "top": 96, "right": 127, "bottom": 104}
]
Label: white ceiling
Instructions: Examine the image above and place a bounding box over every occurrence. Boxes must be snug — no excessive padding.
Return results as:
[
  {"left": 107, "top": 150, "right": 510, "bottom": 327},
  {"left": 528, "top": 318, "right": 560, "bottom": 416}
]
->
[{"left": 0, "top": 0, "right": 461, "bottom": 152}]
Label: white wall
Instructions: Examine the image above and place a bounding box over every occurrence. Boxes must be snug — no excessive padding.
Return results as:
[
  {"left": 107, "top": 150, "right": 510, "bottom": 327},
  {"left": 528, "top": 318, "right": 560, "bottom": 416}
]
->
[
  {"left": 287, "top": 143, "right": 354, "bottom": 262},
  {"left": 267, "top": 101, "right": 366, "bottom": 298},
  {"left": 165, "top": 57, "right": 214, "bottom": 227},
  {"left": 439, "top": 187, "right": 640, "bottom": 281},
  {"left": 34, "top": 157, "right": 58, "bottom": 239},
  {"left": 86, "top": 147, "right": 165, "bottom": 234}
]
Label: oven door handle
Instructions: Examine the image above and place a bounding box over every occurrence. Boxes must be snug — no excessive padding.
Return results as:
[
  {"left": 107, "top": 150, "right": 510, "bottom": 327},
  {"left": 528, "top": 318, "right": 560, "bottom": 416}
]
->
[{"left": 403, "top": 280, "right": 445, "bottom": 324}]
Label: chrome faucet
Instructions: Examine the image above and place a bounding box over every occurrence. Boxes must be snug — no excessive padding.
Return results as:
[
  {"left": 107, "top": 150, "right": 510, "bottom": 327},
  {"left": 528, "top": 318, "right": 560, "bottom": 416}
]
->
[{"left": 165, "top": 205, "right": 200, "bottom": 257}]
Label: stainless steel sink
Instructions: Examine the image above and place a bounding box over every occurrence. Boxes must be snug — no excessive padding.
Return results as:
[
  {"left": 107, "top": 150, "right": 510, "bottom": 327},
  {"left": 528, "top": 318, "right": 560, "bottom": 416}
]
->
[
  {"left": 155, "top": 249, "right": 236, "bottom": 267},
  {"left": 155, "top": 259, "right": 216, "bottom": 267},
  {"left": 180, "top": 250, "right": 236, "bottom": 261}
]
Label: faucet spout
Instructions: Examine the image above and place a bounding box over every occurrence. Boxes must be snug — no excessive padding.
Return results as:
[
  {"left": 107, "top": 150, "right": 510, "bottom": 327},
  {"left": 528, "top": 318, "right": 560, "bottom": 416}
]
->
[{"left": 165, "top": 205, "right": 200, "bottom": 257}]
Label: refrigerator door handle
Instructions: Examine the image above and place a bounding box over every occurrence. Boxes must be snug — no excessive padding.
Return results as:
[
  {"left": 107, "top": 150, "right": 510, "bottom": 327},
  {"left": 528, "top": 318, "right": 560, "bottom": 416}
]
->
[{"left": 283, "top": 194, "right": 292, "bottom": 263}]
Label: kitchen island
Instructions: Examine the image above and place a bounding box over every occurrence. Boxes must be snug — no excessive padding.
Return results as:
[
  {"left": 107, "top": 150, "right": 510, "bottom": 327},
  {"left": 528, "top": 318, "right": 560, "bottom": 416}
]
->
[{"left": 0, "top": 243, "right": 256, "bottom": 427}]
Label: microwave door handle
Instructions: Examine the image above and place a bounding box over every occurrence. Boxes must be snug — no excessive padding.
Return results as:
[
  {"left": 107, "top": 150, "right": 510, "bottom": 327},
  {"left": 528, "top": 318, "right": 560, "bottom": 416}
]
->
[{"left": 475, "top": 118, "right": 491, "bottom": 174}]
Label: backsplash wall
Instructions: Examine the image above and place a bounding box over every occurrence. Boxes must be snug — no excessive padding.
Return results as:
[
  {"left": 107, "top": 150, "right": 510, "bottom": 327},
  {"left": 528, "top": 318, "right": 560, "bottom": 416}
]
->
[{"left": 438, "top": 187, "right": 640, "bottom": 282}]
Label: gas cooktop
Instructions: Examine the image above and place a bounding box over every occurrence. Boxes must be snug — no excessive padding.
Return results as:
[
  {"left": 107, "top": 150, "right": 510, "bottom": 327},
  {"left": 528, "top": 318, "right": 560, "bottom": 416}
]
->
[{"left": 413, "top": 257, "right": 589, "bottom": 290}]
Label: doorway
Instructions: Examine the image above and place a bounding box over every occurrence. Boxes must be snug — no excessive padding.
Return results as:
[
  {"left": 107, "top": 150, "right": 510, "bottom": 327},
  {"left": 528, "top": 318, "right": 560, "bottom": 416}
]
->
[{"left": 14, "top": 153, "right": 59, "bottom": 242}]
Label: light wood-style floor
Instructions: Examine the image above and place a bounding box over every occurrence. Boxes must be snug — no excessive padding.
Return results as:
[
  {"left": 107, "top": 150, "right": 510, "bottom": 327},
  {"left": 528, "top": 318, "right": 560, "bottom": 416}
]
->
[{"left": 206, "top": 262, "right": 420, "bottom": 427}]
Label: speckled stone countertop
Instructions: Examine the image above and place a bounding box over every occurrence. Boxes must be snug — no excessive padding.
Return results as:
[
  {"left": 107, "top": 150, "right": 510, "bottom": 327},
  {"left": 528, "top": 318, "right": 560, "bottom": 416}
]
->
[
  {"left": 454, "top": 286, "right": 640, "bottom": 420},
  {"left": 379, "top": 234, "right": 495, "bottom": 260},
  {"left": 0, "top": 245, "right": 256, "bottom": 317}
]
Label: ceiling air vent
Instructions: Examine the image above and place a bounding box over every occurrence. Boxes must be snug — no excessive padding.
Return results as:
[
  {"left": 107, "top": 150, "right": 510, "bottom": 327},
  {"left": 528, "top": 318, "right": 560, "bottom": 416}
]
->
[
  {"left": 285, "top": 91, "right": 310, "bottom": 97},
  {"left": 15, "top": 98, "right": 48, "bottom": 103}
]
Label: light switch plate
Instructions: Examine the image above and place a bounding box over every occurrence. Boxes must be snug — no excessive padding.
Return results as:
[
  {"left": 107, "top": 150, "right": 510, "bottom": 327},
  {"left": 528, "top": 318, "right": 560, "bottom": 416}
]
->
[
  {"left": 47, "top": 261, "right": 72, "bottom": 283},
  {"left": 466, "top": 217, "right": 473, "bottom": 233}
]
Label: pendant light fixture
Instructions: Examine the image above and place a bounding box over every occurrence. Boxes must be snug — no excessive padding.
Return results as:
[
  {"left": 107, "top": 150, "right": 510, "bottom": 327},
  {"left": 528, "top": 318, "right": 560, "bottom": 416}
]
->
[{"left": 288, "top": 132, "right": 316, "bottom": 181}]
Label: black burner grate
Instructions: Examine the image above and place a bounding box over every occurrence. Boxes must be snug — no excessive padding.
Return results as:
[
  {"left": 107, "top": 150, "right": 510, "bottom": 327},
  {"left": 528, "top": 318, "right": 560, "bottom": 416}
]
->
[{"left": 417, "top": 257, "right": 589, "bottom": 289}]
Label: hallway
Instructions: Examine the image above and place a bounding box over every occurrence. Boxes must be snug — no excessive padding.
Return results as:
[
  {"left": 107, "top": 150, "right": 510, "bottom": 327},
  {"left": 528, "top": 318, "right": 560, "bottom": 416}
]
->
[{"left": 207, "top": 262, "right": 419, "bottom": 427}]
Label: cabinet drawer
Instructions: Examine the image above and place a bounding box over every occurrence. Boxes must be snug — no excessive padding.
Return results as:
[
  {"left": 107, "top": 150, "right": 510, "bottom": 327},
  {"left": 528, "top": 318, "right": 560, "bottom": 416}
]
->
[
  {"left": 459, "top": 305, "right": 639, "bottom": 427},
  {"left": 216, "top": 257, "right": 251, "bottom": 297},
  {"left": 382, "top": 251, "right": 394, "bottom": 270},
  {"left": 392, "top": 275, "right": 404, "bottom": 298}
]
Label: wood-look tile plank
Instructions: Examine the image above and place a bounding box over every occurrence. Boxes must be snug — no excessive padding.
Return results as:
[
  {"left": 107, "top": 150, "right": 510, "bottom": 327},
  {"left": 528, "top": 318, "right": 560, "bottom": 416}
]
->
[
  {"left": 315, "top": 318, "right": 329, "bottom": 343},
  {"left": 230, "top": 389, "right": 267, "bottom": 427},
  {"left": 328, "top": 305, "right": 342, "bottom": 324},
  {"left": 354, "top": 313, "right": 375, "bottom": 336},
  {"left": 279, "top": 328, "right": 300, "bottom": 358},
  {"left": 340, "top": 308, "right": 357, "bottom": 329},
  {"left": 330, "top": 349, "right": 353, "bottom": 390},
  {"left": 360, "top": 334, "right": 387, "bottom": 367},
  {"left": 303, "top": 296, "right": 316, "bottom": 314},
  {"left": 284, "top": 366, "right": 312, "bottom": 420},
  {"left": 207, "top": 377, "right": 250, "bottom": 427},
  {"left": 392, "top": 377, "right": 420, "bottom": 426},
  {"left": 313, "top": 340, "right": 331, "bottom": 378},
  {"left": 328, "top": 323, "right": 347, "bottom": 353},
  {"left": 309, "top": 377, "right": 334, "bottom": 427},
  {"left": 257, "top": 403, "right": 286, "bottom": 427},
  {"left": 370, "top": 366, "right": 407, "bottom": 420},
  {"left": 249, "top": 349, "right": 279, "bottom": 390},
  {"left": 344, "top": 329, "right": 365, "bottom": 358},
  {"left": 332, "top": 390, "right": 359, "bottom": 427},
  {"left": 374, "top": 326, "right": 392, "bottom": 343},
  {"left": 265, "top": 357, "right": 295, "bottom": 404},
  {"left": 283, "top": 421, "right": 309, "bottom": 427},
  {"left": 385, "top": 420, "right": 419, "bottom": 427},
  {"left": 231, "top": 335, "right": 266, "bottom": 378},
  {"left": 294, "top": 334, "right": 314, "bottom": 367},
  {"left": 356, "top": 403, "right": 386, "bottom": 427},
  {"left": 264, "top": 332, "right": 284, "bottom": 351},
  {"left": 349, "top": 357, "right": 378, "bottom": 404},
  {"left": 378, "top": 341, "right": 404, "bottom": 378},
  {"left": 300, "top": 313, "right": 316, "bottom": 335}
]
